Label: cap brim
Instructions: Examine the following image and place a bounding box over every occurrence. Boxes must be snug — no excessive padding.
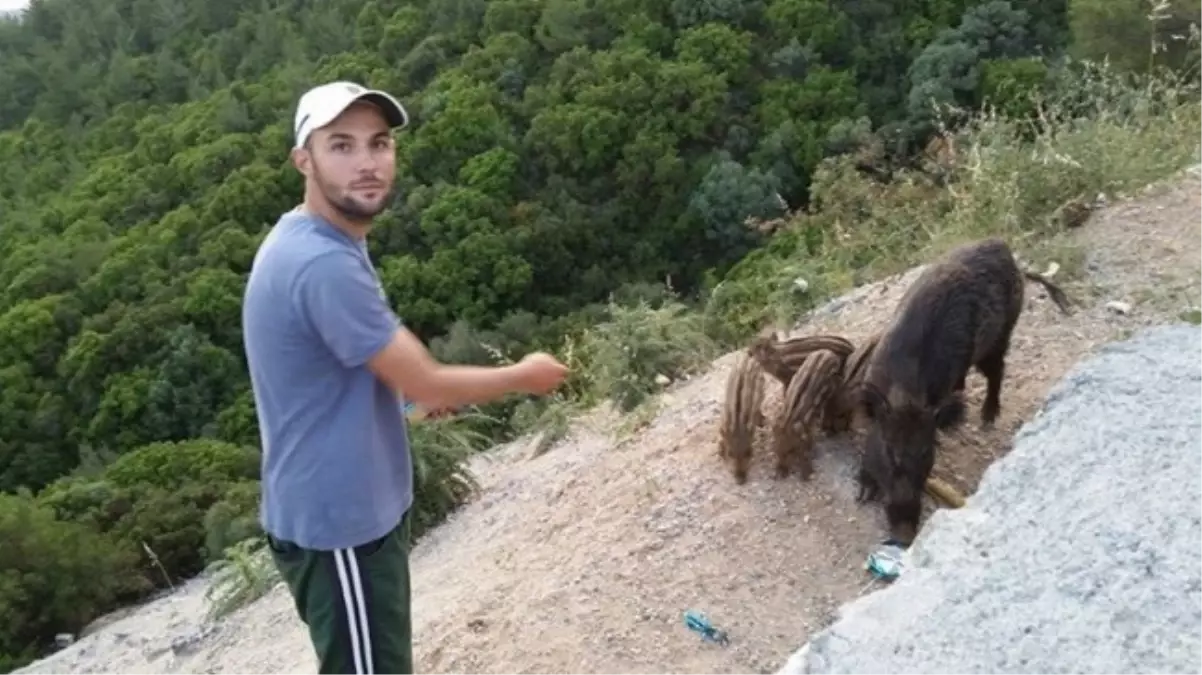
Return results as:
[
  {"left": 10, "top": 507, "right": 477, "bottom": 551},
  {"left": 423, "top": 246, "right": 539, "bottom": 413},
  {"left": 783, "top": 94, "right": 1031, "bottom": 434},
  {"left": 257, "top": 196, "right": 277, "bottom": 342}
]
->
[{"left": 356, "top": 90, "right": 409, "bottom": 130}]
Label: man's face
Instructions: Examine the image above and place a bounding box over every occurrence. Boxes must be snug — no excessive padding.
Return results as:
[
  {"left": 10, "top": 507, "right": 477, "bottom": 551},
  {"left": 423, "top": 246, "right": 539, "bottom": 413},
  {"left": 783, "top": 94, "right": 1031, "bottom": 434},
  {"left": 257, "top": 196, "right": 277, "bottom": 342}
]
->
[{"left": 294, "top": 100, "right": 397, "bottom": 223}]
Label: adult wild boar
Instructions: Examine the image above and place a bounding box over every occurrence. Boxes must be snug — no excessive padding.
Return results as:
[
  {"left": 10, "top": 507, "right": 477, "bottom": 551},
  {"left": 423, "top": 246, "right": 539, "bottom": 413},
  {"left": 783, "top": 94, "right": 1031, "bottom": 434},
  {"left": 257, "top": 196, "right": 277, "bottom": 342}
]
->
[{"left": 854, "top": 237, "right": 1071, "bottom": 543}]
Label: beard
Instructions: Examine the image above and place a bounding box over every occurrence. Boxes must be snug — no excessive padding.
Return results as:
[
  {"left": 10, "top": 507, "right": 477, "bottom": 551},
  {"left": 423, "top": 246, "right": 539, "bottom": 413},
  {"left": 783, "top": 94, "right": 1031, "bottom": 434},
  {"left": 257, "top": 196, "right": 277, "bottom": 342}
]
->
[{"left": 311, "top": 165, "right": 394, "bottom": 224}]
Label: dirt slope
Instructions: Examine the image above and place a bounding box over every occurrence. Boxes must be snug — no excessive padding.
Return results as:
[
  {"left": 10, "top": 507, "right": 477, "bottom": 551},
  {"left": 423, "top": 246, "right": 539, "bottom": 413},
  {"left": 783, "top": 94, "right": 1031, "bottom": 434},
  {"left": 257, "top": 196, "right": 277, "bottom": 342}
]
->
[{"left": 17, "top": 169, "right": 1200, "bottom": 675}]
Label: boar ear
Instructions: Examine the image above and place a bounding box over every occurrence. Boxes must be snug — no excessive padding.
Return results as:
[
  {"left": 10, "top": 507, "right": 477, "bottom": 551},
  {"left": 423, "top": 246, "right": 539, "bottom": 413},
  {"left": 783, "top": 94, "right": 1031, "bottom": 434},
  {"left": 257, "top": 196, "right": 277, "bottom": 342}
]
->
[
  {"left": 754, "top": 322, "right": 780, "bottom": 343},
  {"left": 748, "top": 332, "right": 770, "bottom": 354},
  {"left": 934, "top": 392, "right": 966, "bottom": 430},
  {"left": 856, "top": 382, "right": 889, "bottom": 420}
]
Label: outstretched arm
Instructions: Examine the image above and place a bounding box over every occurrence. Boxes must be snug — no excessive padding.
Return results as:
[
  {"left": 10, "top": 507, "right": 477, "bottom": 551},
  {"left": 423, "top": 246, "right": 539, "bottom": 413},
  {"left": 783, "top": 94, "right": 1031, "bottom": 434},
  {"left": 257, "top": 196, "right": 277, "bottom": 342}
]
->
[
  {"left": 295, "top": 251, "right": 563, "bottom": 410},
  {"left": 366, "top": 327, "right": 534, "bottom": 410}
]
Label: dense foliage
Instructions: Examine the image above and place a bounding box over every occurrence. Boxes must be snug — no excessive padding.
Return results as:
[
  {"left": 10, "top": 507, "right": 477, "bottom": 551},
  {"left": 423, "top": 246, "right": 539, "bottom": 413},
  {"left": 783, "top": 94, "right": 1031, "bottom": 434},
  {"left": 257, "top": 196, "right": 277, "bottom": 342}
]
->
[{"left": 0, "top": 0, "right": 1197, "bottom": 670}]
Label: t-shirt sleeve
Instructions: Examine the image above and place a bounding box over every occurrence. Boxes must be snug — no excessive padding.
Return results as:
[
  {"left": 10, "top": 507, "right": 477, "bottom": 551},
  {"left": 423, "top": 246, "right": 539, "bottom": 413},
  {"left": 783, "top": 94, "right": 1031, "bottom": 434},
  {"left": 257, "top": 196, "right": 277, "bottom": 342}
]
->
[{"left": 294, "top": 251, "right": 401, "bottom": 368}]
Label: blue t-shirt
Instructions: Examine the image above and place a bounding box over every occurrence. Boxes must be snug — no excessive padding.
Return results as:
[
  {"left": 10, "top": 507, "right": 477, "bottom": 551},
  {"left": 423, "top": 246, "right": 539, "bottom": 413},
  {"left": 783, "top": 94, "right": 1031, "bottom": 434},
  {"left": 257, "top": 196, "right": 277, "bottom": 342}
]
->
[{"left": 241, "top": 208, "right": 413, "bottom": 551}]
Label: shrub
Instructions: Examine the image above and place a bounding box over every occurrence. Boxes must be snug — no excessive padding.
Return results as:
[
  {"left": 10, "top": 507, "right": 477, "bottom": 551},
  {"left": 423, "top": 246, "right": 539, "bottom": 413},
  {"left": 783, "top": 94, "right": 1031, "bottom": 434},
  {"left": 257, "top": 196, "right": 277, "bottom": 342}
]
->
[
  {"left": 978, "top": 56, "right": 1051, "bottom": 120},
  {"left": 34, "top": 475, "right": 122, "bottom": 531},
  {"left": 0, "top": 491, "right": 149, "bottom": 672},
  {"left": 36, "top": 439, "right": 265, "bottom": 591},
  {"left": 981, "top": 58, "right": 1200, "bottom": 224},
  {"left": 204, "top": 538, "right": 279, "bottom": 621},
  {"left": 407, "top": 414, "right": 490, "bottom": 539},
  {"left": 202, "top": 479, "right": 263, "bottom": 561},
  {"left": 101, "top": 439, "right": 260, "bottom": 489},
  {"left": 576, "top": 296, "right": 719, "bottom": 412},
  {"left": 109, "top": 482, "right": 225, "bottom": 586},
  {"left": 701, "top": 232, "right": 834, "bottom": 348}
]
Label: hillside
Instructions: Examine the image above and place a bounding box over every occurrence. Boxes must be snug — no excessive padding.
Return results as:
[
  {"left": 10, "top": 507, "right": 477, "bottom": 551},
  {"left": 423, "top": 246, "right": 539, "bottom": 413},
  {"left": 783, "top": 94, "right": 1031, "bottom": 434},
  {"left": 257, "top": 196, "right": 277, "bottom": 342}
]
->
[
  {"left": 0, "top": 9, "right": 1101, "bottom": 658},
  {"left": 16, "top": 165, "right": 1200, "bottom": 675},
  {"left": 1, "top": 0, "right": 1199, "bottom": 669}
]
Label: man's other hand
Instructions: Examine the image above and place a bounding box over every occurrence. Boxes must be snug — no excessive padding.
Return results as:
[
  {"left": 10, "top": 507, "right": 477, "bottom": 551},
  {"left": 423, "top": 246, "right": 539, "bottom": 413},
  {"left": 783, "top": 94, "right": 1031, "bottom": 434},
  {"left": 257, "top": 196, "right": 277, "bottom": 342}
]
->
[{"left": 515, "top": 352, "right": 569, "bottom": 395}]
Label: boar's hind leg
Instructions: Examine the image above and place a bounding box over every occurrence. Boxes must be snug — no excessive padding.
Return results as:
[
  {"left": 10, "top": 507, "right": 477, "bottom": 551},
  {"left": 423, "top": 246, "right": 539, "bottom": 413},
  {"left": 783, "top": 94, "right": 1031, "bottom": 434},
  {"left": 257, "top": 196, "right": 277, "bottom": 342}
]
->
[{"left": 976, "top": 320, "right": 1017, "bottom": 427}]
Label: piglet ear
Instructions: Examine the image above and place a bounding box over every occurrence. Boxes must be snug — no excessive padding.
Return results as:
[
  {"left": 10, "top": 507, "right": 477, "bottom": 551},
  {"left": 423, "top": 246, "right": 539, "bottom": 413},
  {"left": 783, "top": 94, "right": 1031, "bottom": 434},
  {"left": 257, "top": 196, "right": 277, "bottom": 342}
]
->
[
  {"left": 855, "top": 382, "right": 889, "bottom": 420},
  {"left": 748, "top": 332, "right": 770, "bottom": 355},
  {"left": 753, "top": 322, "right": 778, "bottom": 344}
]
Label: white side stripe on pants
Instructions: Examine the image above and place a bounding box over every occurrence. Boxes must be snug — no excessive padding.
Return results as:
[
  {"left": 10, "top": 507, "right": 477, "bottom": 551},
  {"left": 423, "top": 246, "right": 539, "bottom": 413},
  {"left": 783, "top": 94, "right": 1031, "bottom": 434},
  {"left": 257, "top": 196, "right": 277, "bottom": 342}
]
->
[{"left": 333, "top": 548, "right": 374, "bottom": 674}]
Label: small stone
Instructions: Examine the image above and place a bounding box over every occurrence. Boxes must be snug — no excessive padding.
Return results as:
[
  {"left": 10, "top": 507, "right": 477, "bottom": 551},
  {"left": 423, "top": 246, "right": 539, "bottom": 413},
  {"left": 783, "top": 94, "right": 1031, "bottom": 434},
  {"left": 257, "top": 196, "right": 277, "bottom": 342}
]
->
[{"left": 1106, "top": 301, "right": 1133, "bottom": 315}]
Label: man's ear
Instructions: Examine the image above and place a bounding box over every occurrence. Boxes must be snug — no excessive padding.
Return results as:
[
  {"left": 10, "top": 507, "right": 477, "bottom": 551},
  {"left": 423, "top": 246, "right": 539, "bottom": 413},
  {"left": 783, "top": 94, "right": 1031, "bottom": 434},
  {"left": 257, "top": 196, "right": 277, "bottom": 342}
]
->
[{"left": 291, "top": 147, "right": 312, "bottom": 177}]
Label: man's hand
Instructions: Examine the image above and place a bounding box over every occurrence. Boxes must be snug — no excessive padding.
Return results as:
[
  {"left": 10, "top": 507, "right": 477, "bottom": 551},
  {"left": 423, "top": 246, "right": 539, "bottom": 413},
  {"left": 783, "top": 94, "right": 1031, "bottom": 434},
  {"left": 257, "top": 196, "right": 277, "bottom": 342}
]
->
[
  {"left": 425, "top": 405, "right": 458, "bottom": 420},
  {"left": 368, "top": 328, "right": 568, "bottom": 410},
  {"left": 513, "top": 352, "right": 569, "bottom": 395}
]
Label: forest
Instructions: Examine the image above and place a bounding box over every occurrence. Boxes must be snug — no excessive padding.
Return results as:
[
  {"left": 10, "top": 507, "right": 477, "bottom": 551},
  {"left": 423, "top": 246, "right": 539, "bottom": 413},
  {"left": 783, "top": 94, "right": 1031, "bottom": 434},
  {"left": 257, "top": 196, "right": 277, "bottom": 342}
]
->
[{"left": 0, "top": 0, "right": 1198, "bottom": 670}]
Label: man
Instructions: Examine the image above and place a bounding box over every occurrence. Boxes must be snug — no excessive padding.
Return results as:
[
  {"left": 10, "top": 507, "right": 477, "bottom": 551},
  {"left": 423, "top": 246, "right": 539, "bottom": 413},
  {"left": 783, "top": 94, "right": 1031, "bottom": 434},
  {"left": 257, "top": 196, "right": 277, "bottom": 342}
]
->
[{"left": 241, "top": 81, "right": 569, "bottom": 674}]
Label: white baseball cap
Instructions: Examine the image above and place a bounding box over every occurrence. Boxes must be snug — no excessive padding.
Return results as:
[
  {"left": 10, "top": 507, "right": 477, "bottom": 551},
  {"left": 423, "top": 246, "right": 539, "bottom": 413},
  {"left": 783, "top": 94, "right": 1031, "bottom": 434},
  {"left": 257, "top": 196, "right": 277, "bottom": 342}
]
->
[{"left": 292, "top": 81, "right": 409, "bottom": 149}]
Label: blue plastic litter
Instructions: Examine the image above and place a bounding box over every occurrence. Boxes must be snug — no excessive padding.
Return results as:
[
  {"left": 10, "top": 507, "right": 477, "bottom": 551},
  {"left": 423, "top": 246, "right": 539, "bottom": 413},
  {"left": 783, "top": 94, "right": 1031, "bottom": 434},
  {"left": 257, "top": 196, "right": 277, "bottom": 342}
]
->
[
  {"left": 865, "top": 538, "right": 907, "bottom": 581},
  {"left": 684, "top": 610, "right": 729, "bottom": 646}
]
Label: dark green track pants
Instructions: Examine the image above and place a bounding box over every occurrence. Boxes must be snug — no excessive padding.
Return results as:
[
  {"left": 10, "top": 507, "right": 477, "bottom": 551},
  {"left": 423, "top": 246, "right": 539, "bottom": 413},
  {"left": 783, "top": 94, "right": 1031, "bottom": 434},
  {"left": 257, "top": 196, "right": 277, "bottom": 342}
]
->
[{"left": 266, "top": 514, "right": 413, "bottom": 674}]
